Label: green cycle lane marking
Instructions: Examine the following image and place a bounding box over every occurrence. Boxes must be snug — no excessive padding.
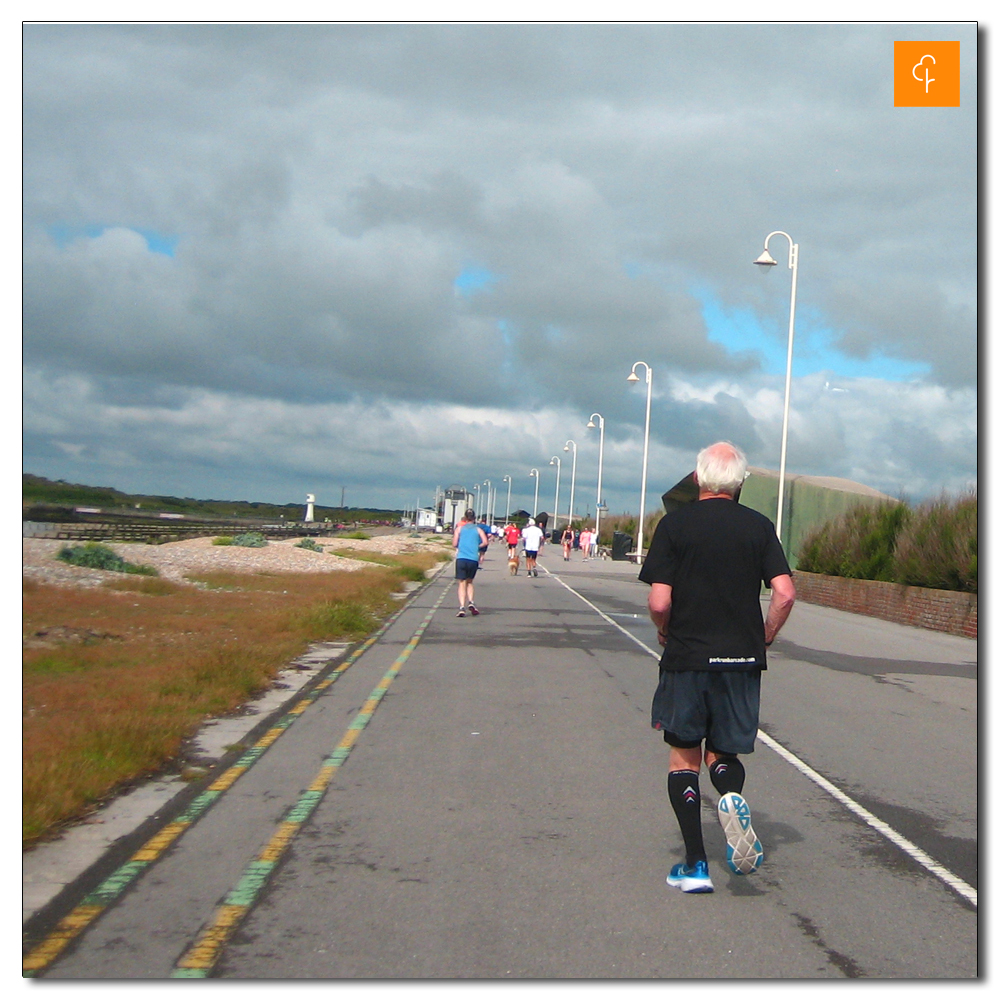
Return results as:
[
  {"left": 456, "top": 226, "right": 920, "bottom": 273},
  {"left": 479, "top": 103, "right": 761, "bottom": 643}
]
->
[
  {"left": 171, "top": 581, "right": 453, "bottom": 978},
  {"left": 22, "top": 582, "right": 441, "bottom": 977}
]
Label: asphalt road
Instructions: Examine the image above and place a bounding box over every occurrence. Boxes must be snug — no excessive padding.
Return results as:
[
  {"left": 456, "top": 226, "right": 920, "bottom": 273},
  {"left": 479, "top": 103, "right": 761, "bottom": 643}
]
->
[{"left": 28, "top": 546, "right": 978, "bottom": 980}]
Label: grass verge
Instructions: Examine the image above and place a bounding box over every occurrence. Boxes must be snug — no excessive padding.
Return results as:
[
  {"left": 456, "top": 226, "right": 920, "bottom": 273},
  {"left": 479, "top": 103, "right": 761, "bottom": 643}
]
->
[{"left": 22, "top": 551, "right": 445, "bottom": 846}]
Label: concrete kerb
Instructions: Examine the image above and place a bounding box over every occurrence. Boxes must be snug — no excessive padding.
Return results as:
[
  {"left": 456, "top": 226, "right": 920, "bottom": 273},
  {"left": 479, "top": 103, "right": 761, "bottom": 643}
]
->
[{"left": 22, "top": 557, "right": 453, "bottom": 941}]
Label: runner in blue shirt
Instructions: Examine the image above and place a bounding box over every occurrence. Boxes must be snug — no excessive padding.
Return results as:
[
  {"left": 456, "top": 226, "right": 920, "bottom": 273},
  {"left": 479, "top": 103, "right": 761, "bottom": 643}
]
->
[{"left": 453, "top": 509, "right": 488, "bottom": 617}]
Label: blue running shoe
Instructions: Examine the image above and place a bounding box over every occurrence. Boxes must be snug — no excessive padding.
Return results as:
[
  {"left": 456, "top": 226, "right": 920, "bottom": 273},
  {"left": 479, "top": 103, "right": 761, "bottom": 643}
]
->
[
  {"left": 666, "top": 860, "right": 714, "bottom": 893},
  {"left": 717, "top": 792, "right": 764, "bottom": 874}
]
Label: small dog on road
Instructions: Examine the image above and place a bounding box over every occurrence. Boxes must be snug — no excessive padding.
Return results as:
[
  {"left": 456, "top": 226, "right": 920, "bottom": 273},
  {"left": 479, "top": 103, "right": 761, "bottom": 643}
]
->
[{"left": 508, "top": 552, "right": 520, "bottom": 575}]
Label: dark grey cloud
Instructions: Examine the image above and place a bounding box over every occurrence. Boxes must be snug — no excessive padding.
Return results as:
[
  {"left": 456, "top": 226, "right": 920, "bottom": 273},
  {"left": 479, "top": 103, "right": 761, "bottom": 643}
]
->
[{"left": 22, "top": 22, "right": 978, "bottom": 509}]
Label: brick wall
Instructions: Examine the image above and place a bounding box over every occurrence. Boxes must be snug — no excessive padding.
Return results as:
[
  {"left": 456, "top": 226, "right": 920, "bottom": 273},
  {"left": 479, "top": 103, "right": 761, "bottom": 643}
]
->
[{"left": 792, "top": 571, "right": 977, "bottom": 640}]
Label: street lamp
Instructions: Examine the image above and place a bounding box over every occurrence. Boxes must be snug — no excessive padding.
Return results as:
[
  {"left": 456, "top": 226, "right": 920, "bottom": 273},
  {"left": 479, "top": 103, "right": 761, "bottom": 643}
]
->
[
  {"left": 549, "top": 456, "right": 562, "bottom": 532},
  {"left": 482, "top": 479, "right": 491, "bottom": 525},
  {"left": 587, "top": 412, "right": 605, "bottom": 545},
  {"left": 529, "top": 468, "right": 540, "bottom": 518},
  {"left": 626, "top": 361, "right": 653, "bottom": 563},
  {"left": 473, "top": 483, "right": 481, "bottom": 515},
  {"left": 502, "top": 475, "right": 512, "bottom": 522},
  {"left": 754, "top": 230, "right": 799, "bottom": 542},
  {"left": 563, "top": 439, "right": 577, "bottom": 528}
]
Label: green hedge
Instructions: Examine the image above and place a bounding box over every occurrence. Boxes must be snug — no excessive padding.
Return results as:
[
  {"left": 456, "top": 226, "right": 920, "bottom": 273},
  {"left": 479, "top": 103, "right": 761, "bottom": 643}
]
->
[{"left": 797, "top": 492, "right": 976, "bottom": 593}]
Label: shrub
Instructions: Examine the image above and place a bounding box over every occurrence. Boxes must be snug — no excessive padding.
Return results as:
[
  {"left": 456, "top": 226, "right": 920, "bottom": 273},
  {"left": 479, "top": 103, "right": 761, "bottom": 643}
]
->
[
  {"left": 232, "top": 532, "right": 267, "bottom": 548},
  {"left": 343, "top": 530, "right": 371, "bottom": 540},
  {"left": 295, "top": 538, "right": 323, "bottom": 552},
  {"left": 797, "top": 492, "right": 977, "bottom": 593},
  {"left": 797, "top": 503, "right": 910, "bottom": 581},
  {"left": 57, "top": 543, "right": 159, "bottom": 577},
  {"left": 212, "top": 536, "right": 234, "bottom": 546},
  {"left": 893, "top": 491, "right": 977, "bottom": 593}
]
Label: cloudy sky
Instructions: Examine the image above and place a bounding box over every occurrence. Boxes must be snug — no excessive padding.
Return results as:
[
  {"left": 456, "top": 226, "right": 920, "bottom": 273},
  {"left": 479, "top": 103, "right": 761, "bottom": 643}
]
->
[{"left": 22, "top": 20, "right": 978, "bottom": 519}]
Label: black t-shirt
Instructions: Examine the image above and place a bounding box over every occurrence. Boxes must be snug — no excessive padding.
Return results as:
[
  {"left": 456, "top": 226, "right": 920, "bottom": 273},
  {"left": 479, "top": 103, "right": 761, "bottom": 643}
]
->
[{"left": 638, "top": 498, "right": 791, "bottom": 672}]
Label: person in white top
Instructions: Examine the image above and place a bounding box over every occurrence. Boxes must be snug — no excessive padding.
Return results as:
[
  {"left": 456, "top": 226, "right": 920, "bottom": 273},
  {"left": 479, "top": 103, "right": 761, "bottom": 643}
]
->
[{"left": 521, "top": 518, "right": 545, "bottom": 577}]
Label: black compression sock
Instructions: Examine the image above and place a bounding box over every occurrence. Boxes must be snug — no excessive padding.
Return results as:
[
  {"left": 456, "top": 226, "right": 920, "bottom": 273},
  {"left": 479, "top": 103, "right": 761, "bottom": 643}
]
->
[
  {"left": 709, "top": 756, "right": 746, "bottom": 796},
  {"left": 667, "top": 769, "right": 706, "bottom": 867}
]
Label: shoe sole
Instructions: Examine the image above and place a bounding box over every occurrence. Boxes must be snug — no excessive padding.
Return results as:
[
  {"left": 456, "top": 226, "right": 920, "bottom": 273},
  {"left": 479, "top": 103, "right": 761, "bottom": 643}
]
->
[
  {"left": 666, "top": 872, "right": 714, "bottom": 893},
  {"left": 718, "top": 792, "right": 764, "bottom": 874},
  {"left": 468, "top": 607, "right": 480, "bottom": 616}
]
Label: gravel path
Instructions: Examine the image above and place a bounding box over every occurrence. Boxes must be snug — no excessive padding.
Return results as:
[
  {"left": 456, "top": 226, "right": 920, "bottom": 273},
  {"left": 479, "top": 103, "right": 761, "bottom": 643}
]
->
[{"left": 22, "top": 532, "right": 453, "bottom": 589}]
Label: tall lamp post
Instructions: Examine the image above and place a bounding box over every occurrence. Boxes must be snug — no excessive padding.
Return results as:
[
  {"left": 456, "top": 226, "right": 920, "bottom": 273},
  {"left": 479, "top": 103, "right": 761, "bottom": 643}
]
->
[
  {"left": 529, "top": 468, "right": 540, "bottom": 518},
  {"left": 482, "top": 479, "right": 491, "bottom": 525},
  {"left": 754, "top": 231, "right": 799, "bottom": 543},
  {"left": 502, "top": 475, "right": 512, "bottom": 522},
  {"left": 549, "top": 456, "right": 562, "bottom": 532},
  {"left": 563, "top": 439, "right": 577, "bottom": 528},
  {"left": 587, "top": 412, "right": 605, "bottom": 545},
  {"left": 626, "top": 361, "right": 653, "bottom": 563},
  {"left": 473, "top": 484, "right": 481, "bottom": 515}
]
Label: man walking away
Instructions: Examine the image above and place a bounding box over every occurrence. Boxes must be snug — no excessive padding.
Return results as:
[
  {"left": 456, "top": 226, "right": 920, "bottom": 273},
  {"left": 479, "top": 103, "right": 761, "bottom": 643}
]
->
[
  {"left": 639, "top": 442, "right": 795, "bottom": 893},
  {"left": 521, "top": 518, "right": 544, "bottom": 577},
  {"left": 453, "top": 510, "right": 488, "bottom": 616}
]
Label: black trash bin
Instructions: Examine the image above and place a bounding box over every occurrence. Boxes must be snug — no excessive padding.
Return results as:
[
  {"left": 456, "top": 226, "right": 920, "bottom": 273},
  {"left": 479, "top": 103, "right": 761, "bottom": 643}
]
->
[{"left": 611, "top": 531, "right": 633, "bottom": 561}]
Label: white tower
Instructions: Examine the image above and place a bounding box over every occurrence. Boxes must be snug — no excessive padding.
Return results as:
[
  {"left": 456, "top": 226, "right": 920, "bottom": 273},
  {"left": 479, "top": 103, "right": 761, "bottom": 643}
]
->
[{"left": 305, "top": 494, "right": 315, "bottom": 522}]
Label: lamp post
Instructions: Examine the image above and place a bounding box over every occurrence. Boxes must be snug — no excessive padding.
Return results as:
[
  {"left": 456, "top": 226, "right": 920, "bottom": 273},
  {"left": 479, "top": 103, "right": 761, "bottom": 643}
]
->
[
  {"left": 587, "top": 412, "right": 605, "bottom": 545},
  {"left": 549, "top": 456, "right": 562, "bottom": 532},
  {"left": 529, "top": 468, "right": 540, "bottom": 518},
  {"left": 754, "top": 231, "right": 799, "bottom": 543},
  {"left": 626, "top": 361, "right": 653, "bottom": 563},
  {"left": 563, "top": 439, "right": 577, "bottom": 529},
  {"left": 502, "top": 475, "right": 512, "bottom": 522},
  {"left": 482, "top": 479, "right": 491, "bottom": 525},
  {"left": 473, "top": 484, "right": 481, "bottom": 515}
]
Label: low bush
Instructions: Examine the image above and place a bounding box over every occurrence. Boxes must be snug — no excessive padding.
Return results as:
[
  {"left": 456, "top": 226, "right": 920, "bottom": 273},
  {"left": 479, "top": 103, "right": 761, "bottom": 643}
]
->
[
  {"left": 212, "top": 536, "right": 233, "bottom": 546},
  {"left": 893, "top": 491, "right": 977, "bottom": 593},
  {"left": 797, "top": 492, "right": 976, "bottom": 593},
  {"left": 342, "top": 530, "right": 371, "bottom": 540},
  {"left": 232, "top": 532, "right": 267, "bottom": 548},
  {"left": 295, "top": 538, "right": 323, "bottom": 552},
  {"left": 57, "top": 543, "right": 159, "bottom": 577},
  {"left": 797, "top": 502, "right": 910, "bottom": 582}
]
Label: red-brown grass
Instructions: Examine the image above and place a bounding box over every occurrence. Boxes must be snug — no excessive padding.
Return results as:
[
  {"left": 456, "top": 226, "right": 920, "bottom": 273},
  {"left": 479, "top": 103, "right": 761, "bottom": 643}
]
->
[{"left": 23, "top": 558, "right": 440, "bottom": 845}]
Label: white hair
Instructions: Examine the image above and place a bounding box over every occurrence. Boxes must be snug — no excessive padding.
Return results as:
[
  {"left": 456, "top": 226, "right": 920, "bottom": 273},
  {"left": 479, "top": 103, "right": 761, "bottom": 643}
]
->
[{"left": 696, "top": 441, "right": 747, "bottom": 495}]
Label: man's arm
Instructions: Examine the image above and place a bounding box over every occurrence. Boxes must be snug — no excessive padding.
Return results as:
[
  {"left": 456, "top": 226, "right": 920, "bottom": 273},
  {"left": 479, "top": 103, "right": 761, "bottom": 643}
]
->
[
  {"left": 648, "top": 582, "right": 673, "bottom": 647},
  {"left": 453, "top": 524, "right": 462, "bottom": 549},
  {"left": 764, "top": 574, "right": 795, "bottom": 646}
]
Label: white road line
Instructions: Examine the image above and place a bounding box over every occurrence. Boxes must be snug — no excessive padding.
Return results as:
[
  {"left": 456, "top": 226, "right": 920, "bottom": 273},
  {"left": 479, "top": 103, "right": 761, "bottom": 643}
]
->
[{"left": 545, "top": 568, "right": 978, "bottom": 908}]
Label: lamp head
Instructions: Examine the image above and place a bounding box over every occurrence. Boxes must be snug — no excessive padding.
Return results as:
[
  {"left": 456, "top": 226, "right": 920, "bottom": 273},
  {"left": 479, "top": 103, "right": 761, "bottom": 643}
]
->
[
  {"left": 754, "top": 249, "right": 778, "bottom": 268},
  {"left": 626, "top": 371, "right": 640, "bottom": 383},
  {"left": 586, "top": 419, "right": 595, "bottom": 428}
]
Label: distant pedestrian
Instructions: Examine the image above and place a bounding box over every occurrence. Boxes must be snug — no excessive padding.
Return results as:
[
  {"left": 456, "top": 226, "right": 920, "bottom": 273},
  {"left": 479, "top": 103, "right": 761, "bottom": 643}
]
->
[
  {"left": 638, "top": 441, "right": 795, "bottom": 893},
  {"left": 560, "top": 526, "right": 574, "bottom": 561},
  {"left": 504, "top": 521, "right": 521, "bottom": 557},
  {"left": 579, "top": 528, "right": 593, "bottom": 561},
  {"left": 521, "top": 518, "right": 544, "bottom": 577},
  {"left": 453, "top": 510, "right": 488, "bottom": 617},
  {"left": 478, "top": 520, "right": 491, "bottom": 566}
]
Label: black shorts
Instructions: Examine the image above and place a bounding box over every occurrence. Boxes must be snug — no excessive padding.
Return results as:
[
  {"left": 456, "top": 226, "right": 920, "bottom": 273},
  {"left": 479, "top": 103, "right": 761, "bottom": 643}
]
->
[
  {"left": 651, "top": 669, "right": 761, "bottom": 755},
  {"left": 524, "top": 550, "right": 538, "bottom": 559},
  {"left": 455, "top": 558, "right": 479, "bottom": 580}
]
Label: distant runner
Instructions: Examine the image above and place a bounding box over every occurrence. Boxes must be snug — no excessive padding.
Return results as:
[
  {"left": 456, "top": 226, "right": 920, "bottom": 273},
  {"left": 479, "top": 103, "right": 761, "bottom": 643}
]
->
[
  {"left": 521, "top": 518, "right": 544, "bottom": 578},
  {"left": 453, "top": 510, "right": 488, "bottom": 617}
]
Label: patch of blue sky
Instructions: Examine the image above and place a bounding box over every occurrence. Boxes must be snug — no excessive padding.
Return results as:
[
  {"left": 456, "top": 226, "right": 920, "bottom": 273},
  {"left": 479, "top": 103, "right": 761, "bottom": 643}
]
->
[
  {"left": 454, "top": 265, "right": 499, "bottom": 296},
  {"left": 47, "top": 223, "right": 178, "bottom": 257},
  {"left": 695, "top": 287, "right": 930, "bottom": 383}
]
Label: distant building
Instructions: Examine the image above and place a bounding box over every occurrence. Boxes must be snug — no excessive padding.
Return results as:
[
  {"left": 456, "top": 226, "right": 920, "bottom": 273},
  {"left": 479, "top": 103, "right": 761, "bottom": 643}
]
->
[
  {"left": 436, "top": 485, "right": 474, "bottom": 530},
  {"left": 661, "top": 466, "right": 898, "bottom": 570}
]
